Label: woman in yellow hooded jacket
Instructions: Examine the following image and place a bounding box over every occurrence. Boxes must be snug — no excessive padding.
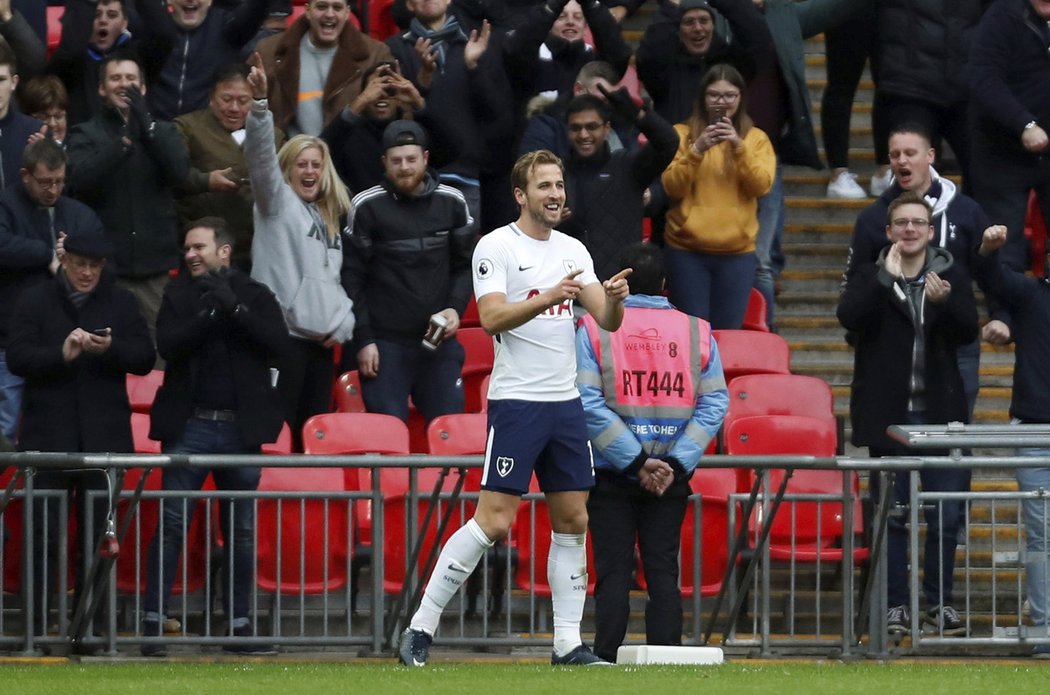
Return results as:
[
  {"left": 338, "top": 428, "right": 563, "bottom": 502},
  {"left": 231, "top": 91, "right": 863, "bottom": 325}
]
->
[{"left": 661, "top": 63, "right": 775, "bottom": 328}]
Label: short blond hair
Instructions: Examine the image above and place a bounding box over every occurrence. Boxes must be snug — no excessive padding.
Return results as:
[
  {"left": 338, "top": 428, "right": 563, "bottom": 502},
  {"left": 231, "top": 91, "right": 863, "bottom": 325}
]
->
[{"left": 511, "top": 150, "right": 564, "bottom": 194}]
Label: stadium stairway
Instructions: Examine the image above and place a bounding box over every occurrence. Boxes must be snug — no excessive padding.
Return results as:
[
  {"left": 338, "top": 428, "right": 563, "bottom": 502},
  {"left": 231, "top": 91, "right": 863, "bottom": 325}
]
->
[{"left": 607, "top": 24, "right": 1023, "bottom": 646}]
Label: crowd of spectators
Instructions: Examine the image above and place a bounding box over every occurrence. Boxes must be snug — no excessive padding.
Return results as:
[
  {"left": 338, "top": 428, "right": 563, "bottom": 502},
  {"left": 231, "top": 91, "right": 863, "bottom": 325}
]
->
[{"left": 5, "top": 0, "right": 1050, "bottom": 656}]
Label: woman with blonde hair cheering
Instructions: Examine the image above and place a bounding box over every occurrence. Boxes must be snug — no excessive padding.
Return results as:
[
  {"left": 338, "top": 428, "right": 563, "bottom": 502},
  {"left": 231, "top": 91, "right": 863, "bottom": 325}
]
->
[
  {"left": 661, "top": 63, "right": 775, "bottom": 329},
  {"left": 245, "top": 52, "right": 354, "bottom": 449}
]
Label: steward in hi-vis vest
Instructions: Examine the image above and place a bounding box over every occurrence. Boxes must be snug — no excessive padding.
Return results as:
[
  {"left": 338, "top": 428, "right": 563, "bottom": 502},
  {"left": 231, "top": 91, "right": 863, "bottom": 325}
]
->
[
  {"left": 577, "top": 294, "right": 728, "bottom": 481},
  {"left": 574, "top": 240, "right": 728, "bottom": 663}
]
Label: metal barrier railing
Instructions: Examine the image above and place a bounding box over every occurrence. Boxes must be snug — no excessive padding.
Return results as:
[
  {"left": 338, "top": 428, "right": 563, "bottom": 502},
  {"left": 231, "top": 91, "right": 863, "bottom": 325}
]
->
[{"left": 0, "top": 423, "right": 1049, "bottom": 658}]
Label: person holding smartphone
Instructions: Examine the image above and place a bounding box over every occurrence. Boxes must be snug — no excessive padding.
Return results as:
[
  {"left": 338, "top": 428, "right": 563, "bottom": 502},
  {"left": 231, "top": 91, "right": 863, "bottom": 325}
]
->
[
  {"left": 174, "top": 63, "right": 286, "bottom": 273},
  {"left": 661, "top": 63, "right": 775, "bottom": 329},
  {"left": 7, "top": 228, "right": 155, "bottom": 646}
]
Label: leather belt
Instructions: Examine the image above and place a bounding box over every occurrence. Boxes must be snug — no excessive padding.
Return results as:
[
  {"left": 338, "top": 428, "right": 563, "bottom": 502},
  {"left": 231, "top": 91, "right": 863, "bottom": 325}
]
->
[{"left": 192, "top": 407, "right": 237, "bottom": 423}]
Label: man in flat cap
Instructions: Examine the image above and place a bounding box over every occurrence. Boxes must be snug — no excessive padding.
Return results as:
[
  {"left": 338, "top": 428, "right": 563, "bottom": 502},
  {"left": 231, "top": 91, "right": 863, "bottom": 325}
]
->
[
  {"left": 342, "top": 119, "right": 475, "bottom": 426},
  {"left": 7, "top": 227, "right": 154, "bottom": 646}
]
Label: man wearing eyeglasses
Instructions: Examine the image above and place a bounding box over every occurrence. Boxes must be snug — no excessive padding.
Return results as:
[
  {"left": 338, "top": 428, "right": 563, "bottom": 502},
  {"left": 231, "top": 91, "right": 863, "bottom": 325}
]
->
[
  {"left": 844, "top": 123, "right": 997, "bottom": 421},
  {"left": 838, "top": 190, "right": 978, "bottom": 639},
  {"left": 558, "top": 89, "right": 677, "bottom": 280},
  {"left": 0, "top": 138, "right": 104, "bottom": 444}
]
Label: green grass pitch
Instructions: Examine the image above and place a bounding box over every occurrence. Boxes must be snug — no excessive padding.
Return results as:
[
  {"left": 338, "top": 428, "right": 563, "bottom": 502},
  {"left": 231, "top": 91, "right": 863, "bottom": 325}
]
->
[{"left": 1, "top": 662, "right": 1049, "bottom": 694}]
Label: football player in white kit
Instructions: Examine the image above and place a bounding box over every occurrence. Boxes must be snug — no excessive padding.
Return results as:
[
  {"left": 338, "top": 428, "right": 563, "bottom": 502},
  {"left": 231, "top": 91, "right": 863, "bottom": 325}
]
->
[{"left": 399, "top": 149, "right": 632, "bottom": 666}]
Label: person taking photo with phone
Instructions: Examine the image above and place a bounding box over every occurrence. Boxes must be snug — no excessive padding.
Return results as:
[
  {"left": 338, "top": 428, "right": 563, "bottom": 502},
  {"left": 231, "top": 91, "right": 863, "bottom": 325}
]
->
[{"left": 661, "top": 63, "right": 775, "bottom": 328}]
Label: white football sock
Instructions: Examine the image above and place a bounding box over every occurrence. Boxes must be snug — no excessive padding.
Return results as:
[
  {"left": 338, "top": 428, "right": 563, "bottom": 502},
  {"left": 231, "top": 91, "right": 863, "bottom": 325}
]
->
[
  {"left": 549, "top": 531, "right": 587, "bottom": 656},
  {"left": 410, "top": 518, "right": 493, "bottom": 635}
]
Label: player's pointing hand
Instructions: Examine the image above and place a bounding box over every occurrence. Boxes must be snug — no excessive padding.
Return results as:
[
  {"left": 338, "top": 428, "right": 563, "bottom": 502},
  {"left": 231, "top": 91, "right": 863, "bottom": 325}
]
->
[
  {"left": 603, "top": 267, "right": 632, "bottom": 303},
  {"left": 549, "top": 268, "right": 585, "bottom": 305}
]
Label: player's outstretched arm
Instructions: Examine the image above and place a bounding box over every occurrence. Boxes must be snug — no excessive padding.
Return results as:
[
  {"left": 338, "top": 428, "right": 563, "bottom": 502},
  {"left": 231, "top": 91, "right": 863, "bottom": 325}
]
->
[
  {"left": 478, "top": 269, "right": 587, "bottom": 334},
  {"left": 579, "top": 268, "right": 632, "bottom": 331}
]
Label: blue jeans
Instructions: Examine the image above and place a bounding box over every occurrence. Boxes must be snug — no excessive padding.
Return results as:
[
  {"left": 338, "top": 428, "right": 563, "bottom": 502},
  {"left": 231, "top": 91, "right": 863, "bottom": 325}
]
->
[
  {"left": 0, "top": 349, "right": 24, "bottom": 442},
  {"left": 360, "top": 338, "right": 465, "bottom": 423},
  {"left": 143, "top": 418, "right": 260, "bottom": 623},
  {"left": 754, "top": 162, "right": 784, "bottom": 328},
  {"left": 663, "top": 247, "right": 757, "bottom": 329},
  {"left": 1017, "top": 452, "right": 1050, "bottom": 627}
]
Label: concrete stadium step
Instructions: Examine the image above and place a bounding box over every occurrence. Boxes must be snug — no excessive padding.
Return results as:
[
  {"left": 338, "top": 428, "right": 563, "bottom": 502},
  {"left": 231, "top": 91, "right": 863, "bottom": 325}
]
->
[
  {"left": 780, "top": 242, "right": 849, "bottom": 268},
  {"left": 785, "top": 173, "right": 879, "bottom": 198},
  {"left": 786, "top": 198, "right": 871, "bottom": 226}
]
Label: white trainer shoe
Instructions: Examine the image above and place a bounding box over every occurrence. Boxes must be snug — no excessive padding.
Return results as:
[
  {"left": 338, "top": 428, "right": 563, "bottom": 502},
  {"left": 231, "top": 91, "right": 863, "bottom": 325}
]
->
[
  {"left": 869, "top": 168, "right": 894, "bottom": 197},
  {"left": 826, "top": 170, "right": 867, "bottom": 199}
]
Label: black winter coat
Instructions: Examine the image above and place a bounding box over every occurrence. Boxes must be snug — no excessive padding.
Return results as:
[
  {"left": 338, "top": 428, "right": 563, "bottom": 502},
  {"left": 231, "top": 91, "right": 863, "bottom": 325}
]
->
[
  {"left": 561, "top": 110, "right": 679, "bottom": 280},
  {"left": 66, "top": 108, "right": 189, "bottom": 277},
  {"left": 837, "top": 248, "right": 977, "bottom": 450},
  {"left": 876, "top": 0, "right": 988, "bottom": 108},
  {"left": 7, "top": 271, "right": 155, "bottom": 452},
  {"left": 149, "top": 270, "right": 290, "bottom": 449}
]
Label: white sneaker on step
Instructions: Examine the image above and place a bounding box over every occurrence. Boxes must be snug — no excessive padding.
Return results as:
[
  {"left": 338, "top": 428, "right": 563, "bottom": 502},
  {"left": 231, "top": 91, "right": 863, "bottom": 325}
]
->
[
  {"left": 869, "top": 168, "right": 894, "bottom": 197},
  {"left": 826, "top": 170, "right": 867, "bottom": 199}
]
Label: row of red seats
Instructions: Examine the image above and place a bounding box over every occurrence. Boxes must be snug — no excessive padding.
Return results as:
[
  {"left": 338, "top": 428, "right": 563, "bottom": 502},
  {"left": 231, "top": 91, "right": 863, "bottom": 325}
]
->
[
  {"left": 3, "top": 306, "right": 858, "bottom": 604},
  {"left": 1, "top": 406, "right": 862, "bottom": 607}
]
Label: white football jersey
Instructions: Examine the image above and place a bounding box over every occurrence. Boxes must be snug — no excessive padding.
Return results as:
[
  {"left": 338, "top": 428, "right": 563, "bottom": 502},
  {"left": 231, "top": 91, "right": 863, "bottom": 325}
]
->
[{"left": 473, "top": 223, "right": 599, "bottom": 401}]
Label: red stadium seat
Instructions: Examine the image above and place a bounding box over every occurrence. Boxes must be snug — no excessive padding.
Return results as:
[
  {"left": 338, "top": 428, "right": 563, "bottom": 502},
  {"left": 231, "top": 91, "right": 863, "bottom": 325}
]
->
[
  {"left": 302, "top": 412, "right": 410, "bottom": 457},
  {"left": 366, "top": 0, "right": 400, "bottom": 40},
  {"left": 725, "top": 373, "right": 839, "bottom": 455},
  {"left": 255, "top": 467, "right": 351, "bottom": 594},
  {"left": 477, "top": 374, "right": 490, "bottom": 412},
  {"left": 457, "top": 327, "right": 494, "bottom": 413},
  {"left": 381, "top": 466, "right": 475, "bottom": 593},
  {"left": 0, "top": 466, "right": 22, "bottom": 593},
  {"left": 725, "top": 415, "right": 867, "bottom": 564},
  {"left": 302, "top": 412, "right": 410, "bottom": 544},
  {"left": 711, "top": 329, "right": 790, "bottom": 383},
  {"left": 741, "top": 288, "right": 770, "bottom": 332},
  {"left": 1026, "top": 190, "right": 1047, "bottom": 276},
  {"left": 677, "top": 467, "right": 743, "bottom": 598},
  {"left": 334, "top": 370, "right": 367, "bottom": 413},
  {"left": 617, "top": 63, "right": 644, "bottom": 104},
  {"left": 426, "top": 412, "right": 487, "bottom": 490},
  {"left": 726, "top": 374, "right": 835, "bottom": 425},
  {"left": 115, "top": 468, "right": 210, "bottom": 595},
  {"left": 513, "top": 478, "right": 596, "bottom": 597},
  {"left": 46, "top": 6, "right": 64, "bottom": 59},
  {"left": 261, "top": 423, "right": 293, "bottom": 455},
  {"left": 460, "top": 295, "right": 481, "bottom": 329},
  {"left": 131, "top": 412, "right": 161, "bottom": 454},
  {"left": 127, "top": 370, "right": 165, "bottom": 413}
]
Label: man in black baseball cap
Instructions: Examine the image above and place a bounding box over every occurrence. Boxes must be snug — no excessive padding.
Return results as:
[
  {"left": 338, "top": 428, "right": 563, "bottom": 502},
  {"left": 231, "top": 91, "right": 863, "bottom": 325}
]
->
[
  {"left": 382, "top": 119, "right": 429, "bottom": 152},
  {"left": 342, "top": 117, "right": 474, "bottom": 428},
  {"left": 381, "top": 119, "right": 431, "bottom": 196}
]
